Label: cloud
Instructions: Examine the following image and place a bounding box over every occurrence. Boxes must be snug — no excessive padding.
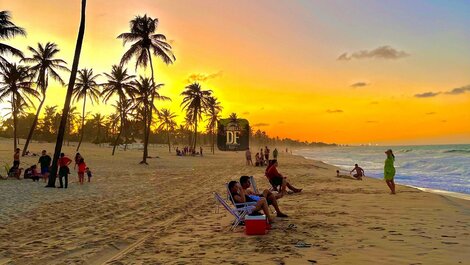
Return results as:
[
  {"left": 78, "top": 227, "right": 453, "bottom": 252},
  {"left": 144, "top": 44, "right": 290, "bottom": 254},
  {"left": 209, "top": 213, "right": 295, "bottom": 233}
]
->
[
  {"left": 350, "top": 82, "right": 369, "bottom": 88},
  {"left": 441, "top": 120, "right": 447, "bottom": 123},
  {"left": 186, "top": 71, "right": 223, "bottom": 83},
  {"left": 425, "top": 112, "right": 436, "bottom": 115},
  {"left": 444, "top": 85, "right": 470, "bottom": 95},
  {"left": 414, "top": 92, "right": 440, "bottom": 98},
  {"left": 326, "top": 109, "right": 344, "bottom": 113},
  {"left": 278, "top": 121, "right": 284, "bottom": 124},
  {"left": 242, "top": 111, "right": 250, "bottom": 115},
  {"left": 366, "top": 120, "right": 378, "bottom": 123},
  {"left": 370, "top": 101, "right": 379, "bottom": 105},
  {"left": 338, "top": 45, "right": 409, "bottom": 61},
  {"left": 252, "top": 123, "right": 269, "bottom": 127}
]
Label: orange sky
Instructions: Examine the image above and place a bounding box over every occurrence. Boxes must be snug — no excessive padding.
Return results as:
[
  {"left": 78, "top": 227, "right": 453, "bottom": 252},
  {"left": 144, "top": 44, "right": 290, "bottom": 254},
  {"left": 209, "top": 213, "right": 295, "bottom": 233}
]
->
[{"left": 2, "top": 0, "right": 470, "bottom": 144}]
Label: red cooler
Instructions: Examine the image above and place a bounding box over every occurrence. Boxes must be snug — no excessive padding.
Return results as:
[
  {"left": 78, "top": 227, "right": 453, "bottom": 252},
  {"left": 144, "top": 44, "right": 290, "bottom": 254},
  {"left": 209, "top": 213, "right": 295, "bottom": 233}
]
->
[{"left": 244, "top": 215, "right": 267, "bottom": 235}]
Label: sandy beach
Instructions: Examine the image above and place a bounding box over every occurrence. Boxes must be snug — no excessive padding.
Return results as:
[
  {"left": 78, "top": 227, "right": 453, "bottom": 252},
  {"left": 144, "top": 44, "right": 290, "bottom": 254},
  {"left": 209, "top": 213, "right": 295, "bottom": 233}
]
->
[{"left": 0, "top": 139, "right": 469, "bottom": 265}]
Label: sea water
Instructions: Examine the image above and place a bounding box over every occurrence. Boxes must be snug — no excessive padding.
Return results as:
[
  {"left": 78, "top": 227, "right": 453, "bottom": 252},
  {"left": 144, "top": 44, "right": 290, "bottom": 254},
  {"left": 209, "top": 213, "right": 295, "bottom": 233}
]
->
[{"left": 294, "top": 145, "right": 470, "bottom": 195}]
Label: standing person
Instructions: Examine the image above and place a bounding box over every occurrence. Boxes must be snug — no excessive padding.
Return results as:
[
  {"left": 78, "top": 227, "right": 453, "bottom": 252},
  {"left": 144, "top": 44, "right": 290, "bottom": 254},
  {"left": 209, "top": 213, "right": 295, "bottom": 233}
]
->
[
  {"left": 13, "top": 148, "right": 20, "bottom": 167},
  {"left": 264, "top": 146, "right": 270, "bottom": 161},
  {"left": 273, "top": 148, "right": 278, "bottom": 159},
  {"left": 384, "top": 149, "right": 396, "bottom": 194},
  {"left": 200, "top": 146, "right": 203, "bottom": 156},
  {"left": 58, "top": 153, "right": 72, "bottom": 188},
  {"left": 77, "top": 158, "right": 86, "bottom": 185},
  {"left": 38, "top": 150, "right": 52, "bottom": 183},
  {"left": 245, "top": 148, "right": 253, "bottom": 166},
  {"left": 74, "top": 153, "right": 82, "bottom": 170},
  {"left": 350, "top": 164, "right": 365, "bottom": 180},
  {"left": 86, "top": 167, "right": 92, "bottom": 182}
]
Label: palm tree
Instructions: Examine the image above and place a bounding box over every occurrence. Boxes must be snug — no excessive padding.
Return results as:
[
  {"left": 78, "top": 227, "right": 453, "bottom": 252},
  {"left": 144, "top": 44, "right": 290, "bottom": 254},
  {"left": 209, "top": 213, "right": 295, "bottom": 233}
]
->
[
  {"left": 229, "top": 112, "right": 238, "bottom": 122},
  {"left": 157, "top": 108, "right": 177, "bottom": 153},
  {"left": 118, "top": 14, "right": 175, "bottom": 159},
  {"left": 101, "top": 64, "right": 136, "bottom": 155},
  {"left": 112, "top": 98, "right": 133, "bottom": 151},
  {"left": 65, "top": 106, "right": 80, "bottom": 146},
  {"left": 72, "top": 68, "right": 100, "bottom": 151},
  {"left": 181, "top": 83, "right": 212, "bottom": 150},
  {"left": 131, "top": 76, "right": 152, "bottom": 164},
  {"left": 90, "top": 113, "right": 105, "bottom": 146},
  {"left": 205, "top": 96, "right": 223, "bottom": 154},
  {"left": 0, "top": 11, "right": 26, "bottom": 66},
  {"left": 0, "top": 62, "right": 38, "bottom": 150},
  {"left": 21, "top": 42, "right": 68, "bottom": 156},
  {"left": 47, "top": 0, "right": 87, "bottom": 188}
]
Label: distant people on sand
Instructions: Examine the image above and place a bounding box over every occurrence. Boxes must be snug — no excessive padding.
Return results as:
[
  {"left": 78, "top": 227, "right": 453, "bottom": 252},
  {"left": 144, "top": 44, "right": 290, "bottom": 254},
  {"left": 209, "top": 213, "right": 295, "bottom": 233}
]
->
[
  {"left": 245, "top": 148, "right": 253, "bottom": 166},
  {"left": 273, "top": 148, "right": 278, "bottom": 159},
  {"left": 58, "top": 153, "right": 72, "bottom": 188},
  {"left": 255, "top": 152, "right": 262, "bottom": 166},
  {"left": 200, "top": 146, "right": 203, "bottom": 156},
  {"left": 77, "top": 158, "right": 87, "bottom": 185},
  {"left": 38, "top": 150, "right": 52, "bottom": 183},
  {"left": 239, "top": 176, "right": 288, "bottom": 218},
  {"left": 384, "top": 149, "right": 396, "bottom": 194},
  {"left": 265, "top": 159, "right": 302, "bottom": 196},
  {"left": 350, "top": 164, "right": 365, "bottom": 180},
  {"left": 86, "top": 167, "right": 92, "bottom": 182},
  {"left": 264, "top": 146, "right": 270, "bottom": 161},
  {"left": 8, "top": 165, "right": 22, "bottom": 179},
  {"left": 13, "top": 148, "right": 20, "bottom": 167}
]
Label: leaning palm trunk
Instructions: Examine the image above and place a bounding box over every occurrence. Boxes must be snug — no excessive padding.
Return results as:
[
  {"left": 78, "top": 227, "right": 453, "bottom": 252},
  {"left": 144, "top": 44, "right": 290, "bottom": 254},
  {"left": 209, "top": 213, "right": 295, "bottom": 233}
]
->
[
  {"left": 76, "top": 96, "right": 86, "bottom": 151},
  {"left": 22, "top": 95, "right": 46, "bottom": 156},
  {"left": 47, "top": 0, "right": 87, "bottom": 187},
  {"left": 112, "top": 109, "right": 124, "bottom": 155}
]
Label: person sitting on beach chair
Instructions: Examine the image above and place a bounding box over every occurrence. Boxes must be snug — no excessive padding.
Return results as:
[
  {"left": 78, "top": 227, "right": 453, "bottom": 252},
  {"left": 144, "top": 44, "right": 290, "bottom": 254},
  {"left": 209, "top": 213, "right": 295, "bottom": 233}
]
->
[
  {"left": 228, "top": 181, "right": 274, "bottom": 223},
  {"left": 8, "top": 165, "right": 22, "bottom": 179},
  {"left": 239, "top": 176, "right": 288, "bottom": 217},
  {"left": 265, "top": 160, "right": 302, "bottom": 196},
  {"left": 31, "top": 165, "right": 42, "bottom": 181},
  {"left": 350, "top": 164, "right": 365, "bottom": 180}
]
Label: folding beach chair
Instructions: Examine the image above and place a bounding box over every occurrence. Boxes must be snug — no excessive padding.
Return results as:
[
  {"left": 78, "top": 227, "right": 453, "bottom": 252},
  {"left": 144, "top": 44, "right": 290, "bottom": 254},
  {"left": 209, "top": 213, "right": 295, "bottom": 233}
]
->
[
  {"left": 214, "top": 192, "right": 254, "bottom": 230},
  {"left": 249, "top": 176, "right": 259, "bottom": 194}
]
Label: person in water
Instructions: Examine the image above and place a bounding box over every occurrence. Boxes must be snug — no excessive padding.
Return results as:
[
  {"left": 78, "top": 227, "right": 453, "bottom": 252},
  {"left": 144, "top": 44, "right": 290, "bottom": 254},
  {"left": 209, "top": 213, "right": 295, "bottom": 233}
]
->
[
  {"left": 350, "top": 164, "right": 365, "bottom": 180},
  {"left": 384, "top": 149, "right": 396, "bottom": 194}
]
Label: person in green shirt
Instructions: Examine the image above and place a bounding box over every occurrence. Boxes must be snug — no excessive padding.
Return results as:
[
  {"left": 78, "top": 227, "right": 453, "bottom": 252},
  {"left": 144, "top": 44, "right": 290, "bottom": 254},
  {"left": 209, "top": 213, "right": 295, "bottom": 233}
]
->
[{"left": 384, "top": 149, "right": 396, "bottom": 194}]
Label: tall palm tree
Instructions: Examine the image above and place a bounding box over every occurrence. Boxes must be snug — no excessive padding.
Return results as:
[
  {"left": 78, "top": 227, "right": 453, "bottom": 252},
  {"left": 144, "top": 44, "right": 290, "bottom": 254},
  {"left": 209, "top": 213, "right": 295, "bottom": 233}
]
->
[
  {"left": 0, "top": 62, "right": 38, "bottom": 150},
  {"left": 0, "top": 11, "right": 26, "bottom": 66},
  {"left": 72, "top": 68, "right": 100, "bottom": 151},
  {"left": 112, "top": 98, "right": 133, "bottom": 151},
  {"left": 101, "top": 64, "right": 136, "bottom": 155},
  {"left": 65, "top": 106, "right": 79, "bottom": 146},
  {"left": 157, "top": 108, "right": 177, "bottom": 153},
  {"left": 205, "top": 96, "right": 223, "bottom": 154},
  {"left": 181, "top": 82, "right": 212, "bottom": 150},
  {"left": 21, "top": 42, "right": 68, "bottom": 156},
  {"left": 118, "top": 14, "right": 175, "bottom": 159},
  {"left": 48, "top": 0, "right": 87, "bottom": 188},
  {"left": 229, "top": 112, "right": 238, "bottom": 122},
  {"left": 131, "top": 76, "right": 152, "bottom": 164},
  {"left": 90, "top": 113, "right": 105, "bottom": 146}
]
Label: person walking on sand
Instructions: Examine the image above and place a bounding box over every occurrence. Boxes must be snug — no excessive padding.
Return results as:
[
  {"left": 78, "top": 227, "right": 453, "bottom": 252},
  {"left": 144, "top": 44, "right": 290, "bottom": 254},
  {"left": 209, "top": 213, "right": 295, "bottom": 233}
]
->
[
  {"left": 264, "top": 146, "right": 270, "bottom": 161},
  {"left": 384, "top": 149, "right": 396, "bottom": 194},
  {"left": 273, "top": 148, "right": 278, "bottom": 159},
  {"left": 350, "top": 164, "right": 365, "bottom": 180},
  {"left": 13, "top": 148, "right": 20, "bottom": 168},
  {"left": 38, "top": 150, "right": 52, "bottom": 183},
  {"left": 58, "top": 153, "right": 72, "bottom": 188},
  {"left": 74, "top": 153, "right": 82, "bottom": 170},
  {"left": 77, "top": 158, "right": 86, "bottom": 185},
  {"left": 245, "top": 148, "right": 253, "bottom": 166}
]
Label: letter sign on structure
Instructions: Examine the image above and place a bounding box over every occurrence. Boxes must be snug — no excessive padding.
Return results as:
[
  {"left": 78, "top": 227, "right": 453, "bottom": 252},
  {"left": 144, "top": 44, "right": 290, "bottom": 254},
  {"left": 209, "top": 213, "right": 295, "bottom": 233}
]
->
[{"left": 217, "top": 118, "right": 249, "bottom": 151}]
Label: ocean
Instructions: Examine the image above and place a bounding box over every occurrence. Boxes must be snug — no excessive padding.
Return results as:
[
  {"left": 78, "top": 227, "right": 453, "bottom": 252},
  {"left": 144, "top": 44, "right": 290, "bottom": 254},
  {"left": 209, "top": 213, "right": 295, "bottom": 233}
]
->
[{"left": 294, "top": 144, "right": 470, "bottom": 195}]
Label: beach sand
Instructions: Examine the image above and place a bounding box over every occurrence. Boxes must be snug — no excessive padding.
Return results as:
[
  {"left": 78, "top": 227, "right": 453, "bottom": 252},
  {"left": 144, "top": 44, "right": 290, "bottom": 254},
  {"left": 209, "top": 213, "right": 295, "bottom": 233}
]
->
[{"left": 0, "top": 139, "right": 469, "bottom": 264}]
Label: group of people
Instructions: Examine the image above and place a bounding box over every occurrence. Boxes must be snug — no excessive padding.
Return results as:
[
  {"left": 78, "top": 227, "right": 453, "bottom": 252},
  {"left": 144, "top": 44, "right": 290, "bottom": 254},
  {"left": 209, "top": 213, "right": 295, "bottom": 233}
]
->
[
  {"left": 245, "top": 146, "right": 280, "bottom": 167},
  {"left": 228, "top": 158, "right": 302, "bottom": 223},
  {"left": 6, "top": 148, "right": 92, "bottom": 188},
  {"left": 176, "top": 146, "right": 203, "bottom": 156}
]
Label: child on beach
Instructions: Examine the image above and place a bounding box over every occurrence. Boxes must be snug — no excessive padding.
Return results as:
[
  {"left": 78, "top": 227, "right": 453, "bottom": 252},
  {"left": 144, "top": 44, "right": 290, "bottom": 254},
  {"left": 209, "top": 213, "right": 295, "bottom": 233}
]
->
[
  {"left": 86, "top": 167, "right": 92, "bottom": 182},
  {"left": 77, "top": 158, "right": 86, "bottom": 185},
  {"left": 384, "top": 149, "right": 396, "bottom": 194}
]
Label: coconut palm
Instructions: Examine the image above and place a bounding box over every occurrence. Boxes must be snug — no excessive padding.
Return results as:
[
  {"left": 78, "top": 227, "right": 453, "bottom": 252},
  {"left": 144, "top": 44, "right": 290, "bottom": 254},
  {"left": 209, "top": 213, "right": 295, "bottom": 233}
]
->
[
  {"left": 47, "top": 0, "right": 87, "bottom": 188},
  {"left": 131, "top": 76, "right": 152, "bottom": 164},
  {"left": 157, "top": 108, "right": 177, "bottom": 153},
  {"left": 112, "top": 98, "right": 133, "bottom": 151},
  {"left": 72, "top": 68, "right": 100, "bottom": 151},
  {"left": 181, "top": 82, "right": 212, "bottom": 149},
  {"left": 65, "top": 106, "right": 80, "bottom": 146},
  {"left": 205, "top": 96, "right": 223, "bottom": 154},
  {"left": 0, "top": 62, "right": 38, "bottom": 150},
  {"left": 0, "top": 11, "right": 26, "bottom": 66},
  {"left": 21, "top": 42, "right": 68, "bottom": 156},
  {"left": 102, "top": 65, "right": 136, "bottom": 155},
  {"left": 118, "top": 14, "right": 175, "bottom": 159},
  {"left": 90, "top": 113, "right": 105, "bottom": 146}
]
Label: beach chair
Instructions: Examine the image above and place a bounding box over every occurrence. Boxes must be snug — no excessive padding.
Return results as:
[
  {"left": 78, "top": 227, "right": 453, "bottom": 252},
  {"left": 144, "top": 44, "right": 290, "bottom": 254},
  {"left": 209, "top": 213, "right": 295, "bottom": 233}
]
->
[
  {"left": 214, "top": 192, "right": 254, "bottom": 230},
  {"left": 249, "top": 175, "right": 259, "bottom": 194}
]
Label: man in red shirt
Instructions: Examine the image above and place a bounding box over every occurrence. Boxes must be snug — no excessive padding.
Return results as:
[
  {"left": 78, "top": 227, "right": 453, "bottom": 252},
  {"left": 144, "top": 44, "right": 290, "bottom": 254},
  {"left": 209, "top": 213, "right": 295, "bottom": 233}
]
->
[
  {"left": 266, "top": 160, "right": 302, "bottom": 196},
  {"left": 58, "top": 153, "right": 72, "bottom": 188}
]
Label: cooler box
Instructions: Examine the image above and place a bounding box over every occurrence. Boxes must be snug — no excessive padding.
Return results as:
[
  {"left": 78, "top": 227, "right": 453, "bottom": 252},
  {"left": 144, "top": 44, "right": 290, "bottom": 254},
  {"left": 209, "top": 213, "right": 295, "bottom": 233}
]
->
[{"left": 244, "top": 215, "right": 267, "bottom": 235}]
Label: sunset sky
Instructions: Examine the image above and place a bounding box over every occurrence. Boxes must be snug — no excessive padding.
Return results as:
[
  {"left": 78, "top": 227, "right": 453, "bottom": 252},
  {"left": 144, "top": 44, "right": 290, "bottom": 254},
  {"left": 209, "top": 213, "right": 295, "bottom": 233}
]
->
[{"left": 2, "top": 0, "right": 470, "bottom": 145}]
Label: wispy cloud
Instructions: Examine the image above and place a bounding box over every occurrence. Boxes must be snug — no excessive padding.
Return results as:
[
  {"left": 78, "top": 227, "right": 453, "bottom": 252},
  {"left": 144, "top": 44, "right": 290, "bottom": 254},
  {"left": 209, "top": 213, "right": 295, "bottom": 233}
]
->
[
  {"left": 326, "top": 109, "right": 344, "bottom": 114},
  {"left": 278, "top": 121, "right": 284, "bottom": 124},
  {"left": 242, "top": 111, "right": 250, "bottom": 115},
  {"left": 338, "top": 45, "right": 409, "bottom": 61},
  {"left": 370, "top": 101, "right": 379, "bottom": 105},
  {"left": 186, "top": 71, "right": 223, "bottom": 83},
  {"left": 444, "top": 85, "right": 470, "bottom": 95},
  {"left": 425, "top": 112, "right": 436, "bottom": 115},
  {"left": 252, "top": 123, "right": 269, "bottom": 127},
  {"left": 414, "top": 92, "right": 440, "bottom": 98},
  {"left": 366, "top": 120, "right": 378, "bottom": 123},
  {"left": 350, "top": 82, "right": 369, "bottom": 88}
]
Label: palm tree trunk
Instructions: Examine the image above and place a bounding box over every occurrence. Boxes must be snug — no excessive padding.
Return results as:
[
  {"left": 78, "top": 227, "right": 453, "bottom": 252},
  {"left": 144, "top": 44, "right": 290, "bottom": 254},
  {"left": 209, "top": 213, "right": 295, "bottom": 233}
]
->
[
  {"left": 145, "top": 48, "right": 155, "bottom": 159},
  {"left": 212, "top": 127, "right": 215, "bottom": 154},
  {"left": 47, "top": 0, "right": 87, "bottom": 187},
  {"left": 167, "top": 126, "right": 171, "bottom": 153},
  {"left": 12, "top": 95, "right": 17, "bottom": 151},
  {"left": 140, "top": 104, "right": 148, "bottom": 164},
  {"left": 76, "top": 96, "right": 86, "bottom": 152},
  {"left": 193, "top": 117, "right": 198, "bottom": 150},
  {"left": 22, "top": 95, "right": 46, "bottom": 156},
  {"left": 112, "top": 107, "right": 124, "bottom": 155}
]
